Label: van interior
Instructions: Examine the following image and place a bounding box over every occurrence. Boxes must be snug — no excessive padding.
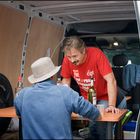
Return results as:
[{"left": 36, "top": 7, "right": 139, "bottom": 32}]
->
[{"left": 0, "top": 1, "right": 140, "bottom": 139}]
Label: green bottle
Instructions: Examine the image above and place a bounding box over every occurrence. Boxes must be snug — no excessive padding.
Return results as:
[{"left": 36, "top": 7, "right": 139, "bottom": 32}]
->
[{"left": 88, "top": 77, "right": 96, "bottom": 105}]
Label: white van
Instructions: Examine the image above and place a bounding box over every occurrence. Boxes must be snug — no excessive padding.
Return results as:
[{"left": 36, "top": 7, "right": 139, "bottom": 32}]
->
[{"left": 0, "top": 1, "right": 140, "bottom": 139}]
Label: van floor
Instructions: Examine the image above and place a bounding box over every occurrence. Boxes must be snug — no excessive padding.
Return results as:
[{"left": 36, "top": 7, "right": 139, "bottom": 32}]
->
[
  {"left": 0, "top": 131, "right": 135, "bottom": 139},
  {"left": 0, "top": 131, "right": 19, "bottom": 140},
  {"left": 0, "top": 131, "right": 84, "bottom": 140}
]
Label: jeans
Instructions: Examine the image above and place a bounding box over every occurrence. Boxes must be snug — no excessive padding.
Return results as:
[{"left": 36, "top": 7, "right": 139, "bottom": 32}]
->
[
  {"left": 88, "top": 100, "right": 108, "bottom": 140},
  {"left": 117, "top": 87, "right": 127, "bottom": 109}
]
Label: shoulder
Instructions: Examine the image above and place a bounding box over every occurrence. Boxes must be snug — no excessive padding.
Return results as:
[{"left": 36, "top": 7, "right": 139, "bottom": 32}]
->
[
  {"left": 87, "top": 47, "right": 103, "bottom": 54},
  {"left": 87, "top": 47, "right": 104, "bottom": 59},
  {"left": 62, "top": 56, "right": 71, "bottom": 65},
  {"left": 16, "top": 86, "right": 32, "bottom": 97},
  {"left": 63, "top": 56, "right": 69, "bottom": 62},
  {"left": 58, "top": 85, "right": 79, "bottom": 96},
  {"left": 21, "top": 86, "right": 33, "bottom": 93}
]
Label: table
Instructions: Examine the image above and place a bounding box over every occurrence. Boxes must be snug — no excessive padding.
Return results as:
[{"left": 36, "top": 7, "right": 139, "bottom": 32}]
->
[
  {"left": 0, "top": 107, "right": 22, "bottom": 139},
  {"left": 0, "top": 107, "right": 127, "bottom": 139},
  {"left": 72, "top": 109, "right": 128, "bottom": 139},
  {"left": 0, "top": 107, "right": 17, "bottom": 118}
]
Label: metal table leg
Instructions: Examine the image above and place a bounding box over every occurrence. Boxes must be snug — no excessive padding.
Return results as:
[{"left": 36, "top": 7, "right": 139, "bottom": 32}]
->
[{"left": 106, "top": 122, "right": 113, "bottom": 139}]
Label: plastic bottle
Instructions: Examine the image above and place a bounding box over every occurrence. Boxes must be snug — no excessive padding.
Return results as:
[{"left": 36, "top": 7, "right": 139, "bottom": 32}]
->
[
  {"left": 15, "top": 76, "right": 23, "bottom": 94},
  {"left": 88, "top": 77, "right": 96, "bottom": 105}
]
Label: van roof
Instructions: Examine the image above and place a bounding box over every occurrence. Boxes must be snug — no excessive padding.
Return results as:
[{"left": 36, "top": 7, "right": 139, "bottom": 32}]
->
[{"left": 1, "top": 1, "right": 135, "bottom": 25}]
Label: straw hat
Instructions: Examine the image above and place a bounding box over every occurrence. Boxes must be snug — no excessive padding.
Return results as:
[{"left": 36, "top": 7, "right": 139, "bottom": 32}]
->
[{"left": 28, "top": 57, "right": 61, "bottom": 84}]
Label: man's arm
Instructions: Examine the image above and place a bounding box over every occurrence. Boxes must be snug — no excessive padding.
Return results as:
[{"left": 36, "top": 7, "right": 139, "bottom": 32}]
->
[
  {"left": 69, "top": 88, "right": 101, "bottom": 121},
  {"left": 104, "top": 72, "right": 117, "bottom": 107},
  {"left": 61, "top": 77, "right": 71, "bottom": 86},
  {"left": 104, "top": 72, "right": 120, "bottom": 113}
]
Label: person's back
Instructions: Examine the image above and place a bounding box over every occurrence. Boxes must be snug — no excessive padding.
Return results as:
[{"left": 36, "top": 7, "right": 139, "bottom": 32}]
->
[{"left": 14, "top": 57, "right": 100, "bottom": 139}]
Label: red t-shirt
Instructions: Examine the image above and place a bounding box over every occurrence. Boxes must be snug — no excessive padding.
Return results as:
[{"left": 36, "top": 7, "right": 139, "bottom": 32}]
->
[{"left": 61, "top": 47, "right": 112, "bottom": 100}]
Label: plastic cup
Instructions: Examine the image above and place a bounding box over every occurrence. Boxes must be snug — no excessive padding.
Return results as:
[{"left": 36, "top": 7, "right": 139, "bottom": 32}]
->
[{"left": 96, "top": 104, "right": 105, "bottom": 116}]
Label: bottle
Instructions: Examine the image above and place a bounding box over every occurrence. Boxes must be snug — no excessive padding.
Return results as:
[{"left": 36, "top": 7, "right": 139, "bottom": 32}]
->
[
  {"left": 88, "top": 77, "right": 96, "bottom": 105},
  {"left": 15, "top": 76, "right": 23, "bottom": 94}
]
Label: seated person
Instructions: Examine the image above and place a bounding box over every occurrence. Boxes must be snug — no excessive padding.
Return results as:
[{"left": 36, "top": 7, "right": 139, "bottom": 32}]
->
[{"left": 14, "top": 57, "right": 100, "bottom": 139}]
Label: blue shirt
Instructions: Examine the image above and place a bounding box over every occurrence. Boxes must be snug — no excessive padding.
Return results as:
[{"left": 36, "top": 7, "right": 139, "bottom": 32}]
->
[{"left": 14, "top": 80, "right": 100, "bottom": 139}]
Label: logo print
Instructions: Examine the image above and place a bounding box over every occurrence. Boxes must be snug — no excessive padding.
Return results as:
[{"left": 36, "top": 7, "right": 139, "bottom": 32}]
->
[{"left": 87, "top": 70, "right": 94, "bottom": 77}]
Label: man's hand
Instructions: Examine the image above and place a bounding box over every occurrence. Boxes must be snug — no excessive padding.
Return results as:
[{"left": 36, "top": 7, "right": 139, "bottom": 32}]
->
[{"left": 105, "top": 105, "right": 120, "bottom": 113}]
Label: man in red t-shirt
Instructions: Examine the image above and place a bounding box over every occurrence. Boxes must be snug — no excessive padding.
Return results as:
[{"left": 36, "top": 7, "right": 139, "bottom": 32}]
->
[{"left": 60, "top": 36, "right": 120, "bottom": 139}]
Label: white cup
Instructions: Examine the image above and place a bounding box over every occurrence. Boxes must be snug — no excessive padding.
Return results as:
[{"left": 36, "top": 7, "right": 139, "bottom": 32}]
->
[{"left": 96, "top": 104, "right": 105, "bottom": 115}]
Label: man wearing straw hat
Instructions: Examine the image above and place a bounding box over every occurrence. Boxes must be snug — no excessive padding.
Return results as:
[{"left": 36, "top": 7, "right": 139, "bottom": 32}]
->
[{"left": 14, "top": 57, "right": 100, "bottom": 139}]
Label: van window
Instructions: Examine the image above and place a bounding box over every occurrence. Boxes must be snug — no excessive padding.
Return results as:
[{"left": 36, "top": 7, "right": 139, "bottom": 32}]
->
[{"left": 99, "top": 36, "right": 140, "bottom": 65}]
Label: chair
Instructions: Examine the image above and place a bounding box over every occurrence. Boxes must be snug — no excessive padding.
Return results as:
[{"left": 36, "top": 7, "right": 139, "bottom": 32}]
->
[
  {"left": 122, "top": 64, "right": 140, "bottom": 120},
  {"left": 112, "top": 54, "right": 129, "bottom": 109},
  {"left": 121, "top": 110, "right": 133, "bottom": 126},
  {"left": 112, "top": 53, "right": 128, "bottom": 90},
  {"left": 112, "top": 54, "right": 140, "bottom": 120},
  {"left": 114, "top": 110, "right": 133, "bottom": 139}
]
